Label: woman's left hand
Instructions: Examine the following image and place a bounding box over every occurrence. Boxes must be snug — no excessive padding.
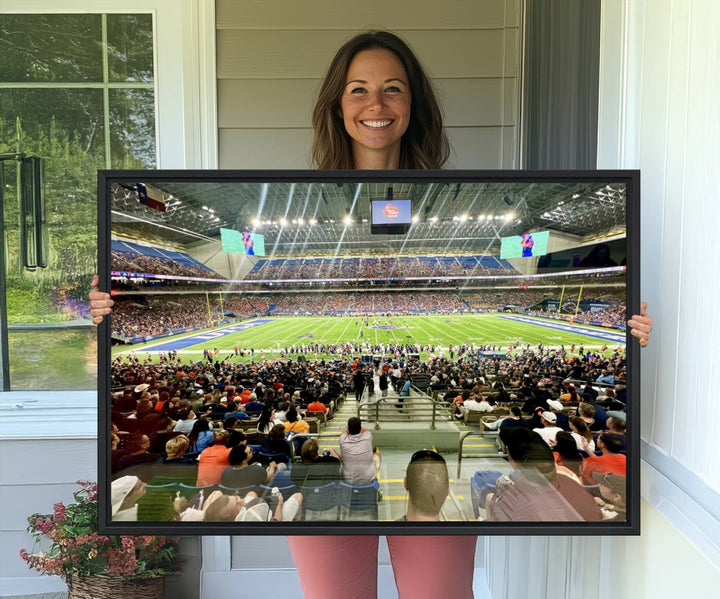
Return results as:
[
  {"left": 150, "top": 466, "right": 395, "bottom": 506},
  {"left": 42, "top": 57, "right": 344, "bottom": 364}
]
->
[
  {"left": 627, "top": 301, "right": 653, "bottom": 348},
  {"left": 89, "top": 274, "right": 113, "bottom": 324}
]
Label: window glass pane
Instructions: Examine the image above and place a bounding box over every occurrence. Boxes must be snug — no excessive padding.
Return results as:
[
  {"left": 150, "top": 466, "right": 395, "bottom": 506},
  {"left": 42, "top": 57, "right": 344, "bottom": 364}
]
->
[
  {"left": 110, "top": 88, "right": 157, "bottom": 168},
  {"left": 0, "top": 89, "right": 106, "bottom": 162},
  {"left": 2, "top": 89, "right": 104, "bottom": 390},
  {"left": 1, "top": 88, "right": 105, "bottom": 281},
  {"left": 7, "top": 330, "right": 97, "bottom": 390},
  {"left": 1, "top": 10, "right": 157, "bottom": 390},
  {"left": 0, "top": 14, "right": 103, "bottom": 82},
  {"left": 107, "top": 14, "right": 155, "bottom": 83}
]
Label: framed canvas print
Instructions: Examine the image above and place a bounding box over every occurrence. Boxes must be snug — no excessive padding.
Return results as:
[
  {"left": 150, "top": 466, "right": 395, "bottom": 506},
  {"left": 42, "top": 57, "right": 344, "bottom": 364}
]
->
[{"left": 98, "top": 169, "right": 640, "bottom": 535}]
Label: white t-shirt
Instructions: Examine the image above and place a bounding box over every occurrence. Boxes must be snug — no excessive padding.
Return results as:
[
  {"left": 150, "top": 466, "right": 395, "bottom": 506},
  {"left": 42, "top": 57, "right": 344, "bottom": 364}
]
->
[
  {"left": 571, "top": 432, "right": 596, "bottom": 453},
  {"left": 463, "top": 399, "right": 494, "bottom": 413},
  {"left": 533, "top": 426, "right": 562, "bottom": 446},
  {"left": 173, "top": 418, "right": 197, "bottom": 434}
]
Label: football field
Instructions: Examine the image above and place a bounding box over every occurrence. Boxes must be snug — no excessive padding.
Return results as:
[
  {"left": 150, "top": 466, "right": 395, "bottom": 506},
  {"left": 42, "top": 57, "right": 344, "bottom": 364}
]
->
[{"left": 112, "top": 313, "right": 626, "bottom": 362}]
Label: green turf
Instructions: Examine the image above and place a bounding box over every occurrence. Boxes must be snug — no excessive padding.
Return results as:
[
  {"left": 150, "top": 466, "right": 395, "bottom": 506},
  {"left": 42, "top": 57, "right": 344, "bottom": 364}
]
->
[{"left": 113, "top": 314, "right": 625, "bottom": 363}]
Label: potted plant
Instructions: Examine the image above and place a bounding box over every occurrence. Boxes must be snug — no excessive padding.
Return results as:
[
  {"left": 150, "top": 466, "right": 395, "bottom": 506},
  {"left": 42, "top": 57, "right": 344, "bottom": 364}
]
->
[{"left": 20, "top": 480, "right": 182, "bottom": 599}]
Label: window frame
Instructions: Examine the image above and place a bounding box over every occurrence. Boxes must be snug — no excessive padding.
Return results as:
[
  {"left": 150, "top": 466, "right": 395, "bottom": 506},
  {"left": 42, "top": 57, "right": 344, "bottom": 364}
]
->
[{"left": 0, "top": 0, "right": 217, "bottom": 393}]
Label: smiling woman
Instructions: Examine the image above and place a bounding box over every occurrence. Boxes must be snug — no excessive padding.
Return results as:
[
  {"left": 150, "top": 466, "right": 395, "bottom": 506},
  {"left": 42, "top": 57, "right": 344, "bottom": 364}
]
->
[
  {"left": 340, "top": 48, "right": 412, "bottom": 169},
  {"left": 311, "top": 31, "right": 448, "bottom": 170}
]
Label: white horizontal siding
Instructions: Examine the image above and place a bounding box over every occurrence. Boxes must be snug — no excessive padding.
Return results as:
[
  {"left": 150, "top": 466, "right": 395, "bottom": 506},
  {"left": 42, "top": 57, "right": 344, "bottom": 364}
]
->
[
  {"left": 216, "top": 0, "right": 522, "bottom": 170},
  {"left": 217, "top": 29, "right": 515, "bottom": 80},
  {"left": 216, "top": 0, "right": 517, "bottom": 30}
]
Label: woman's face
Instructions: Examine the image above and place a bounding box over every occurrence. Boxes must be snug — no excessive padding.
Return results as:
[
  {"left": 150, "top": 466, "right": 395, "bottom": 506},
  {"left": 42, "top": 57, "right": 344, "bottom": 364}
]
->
[{"left": 340, "top": 48, "right": 411, "bottom": 168}]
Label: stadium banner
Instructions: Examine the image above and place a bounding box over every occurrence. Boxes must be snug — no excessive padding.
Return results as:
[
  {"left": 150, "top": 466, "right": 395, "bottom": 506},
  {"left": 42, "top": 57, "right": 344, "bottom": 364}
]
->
[{"left": 98, "top": 169, "right": 641, "bottom": 537}]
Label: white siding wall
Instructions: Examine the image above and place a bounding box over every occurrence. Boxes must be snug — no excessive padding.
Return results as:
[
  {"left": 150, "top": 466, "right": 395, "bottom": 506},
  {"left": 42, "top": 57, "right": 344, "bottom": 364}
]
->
[
  {"left": 486, "top": 1, "right": 720, "bottom": 597},
  {"left": 599, "top": 0, "right": 720, "bottom": 492},
  {"left": 216, "top": 0, "right": 522, "bottom": 169},
  {"left": 0, "top": 396, "right": 97, "bottom": 595}
]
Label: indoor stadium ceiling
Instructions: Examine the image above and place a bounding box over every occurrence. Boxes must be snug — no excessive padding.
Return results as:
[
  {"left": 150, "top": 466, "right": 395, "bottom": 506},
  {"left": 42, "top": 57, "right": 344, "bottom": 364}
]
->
[{"left": 110, "top": 179, "right": 627, "bottom": 256}]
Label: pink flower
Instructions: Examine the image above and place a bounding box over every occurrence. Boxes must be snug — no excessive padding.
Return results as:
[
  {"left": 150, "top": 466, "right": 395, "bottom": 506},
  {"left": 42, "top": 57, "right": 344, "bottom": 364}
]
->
[
  {"left": 34, "top": 518, "right": 53, "bottom": 535},
  {"left": 121, "top": 537, "right": 135, "bottom": 550},
  {"left": 107, "top": 548, "right": 137, "bottom": 576},
  {"left": 53, "top": 503, "right": 66, "bottom": 521}
]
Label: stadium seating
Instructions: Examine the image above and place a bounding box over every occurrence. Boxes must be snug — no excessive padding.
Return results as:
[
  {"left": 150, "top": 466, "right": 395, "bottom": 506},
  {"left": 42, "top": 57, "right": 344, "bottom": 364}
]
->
[
  {"left": 300, "top": 482, "right": 342, "bottom": 519},
  {"left": 337, "top": 480, "right": 380, "bottom": 520}
]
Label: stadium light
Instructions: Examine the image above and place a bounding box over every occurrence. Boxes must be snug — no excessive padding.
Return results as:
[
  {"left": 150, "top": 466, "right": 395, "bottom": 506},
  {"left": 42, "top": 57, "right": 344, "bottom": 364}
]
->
[
  {"left": 280, "top": 218, "right": 288, "bottom": 226},
  {"left": 429, "top": 216, "right": 438, "bottom": 223},
  {"left": 310, "top": 219, "right": 317, "bottom": 225},
  {"left": 411, "top": 215, "right": 419, "bottom": 223},
  {"left": 253, "top": 219, "right": 261, "bottom": 227},
  {"left": 460, "top": 214, "right": 468, "bottom": 221},
  {"left": 343, "top": 216, "right": 352, "bottom": 225},
  {"left": 572, "top": 193, "right": 580, "bottom": 199}
]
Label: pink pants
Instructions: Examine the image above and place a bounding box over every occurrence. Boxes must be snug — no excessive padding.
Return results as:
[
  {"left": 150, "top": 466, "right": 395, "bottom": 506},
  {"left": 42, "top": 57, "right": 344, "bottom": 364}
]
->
[{"left": 287, "top": 535, "right": 477, "bottom": 599}]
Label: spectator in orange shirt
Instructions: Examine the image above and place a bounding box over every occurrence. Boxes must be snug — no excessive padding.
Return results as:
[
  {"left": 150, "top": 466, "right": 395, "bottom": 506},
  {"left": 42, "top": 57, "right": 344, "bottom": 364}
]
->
[
  {"left": 196, "top": 430, "right": 232, "bottom": 486},
  {"left": 284, "top": 407, "right": 310, "bottom": 436},
  {"left": 306, "top": 397, "right": 328, "bottom": 415},
  {"left": 580, "top": 432, "right": 626, "bottom": 484}
]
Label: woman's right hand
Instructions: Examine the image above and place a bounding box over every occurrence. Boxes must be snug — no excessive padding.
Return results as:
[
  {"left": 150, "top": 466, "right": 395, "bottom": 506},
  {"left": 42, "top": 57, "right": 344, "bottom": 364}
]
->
[{"left": 89, "top": 274, "right": 113, "bottom": 324}]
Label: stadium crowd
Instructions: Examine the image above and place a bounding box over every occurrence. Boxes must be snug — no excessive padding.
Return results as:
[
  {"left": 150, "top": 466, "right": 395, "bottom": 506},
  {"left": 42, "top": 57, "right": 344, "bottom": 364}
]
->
[
  {"left": 111, "top": 297, "right": 213, "bottom": 339},
  {"left": 270, "top": 291, "right": 467, "bottom": 314},
  {"left": 112, "top": 251, "right": 224, "bottom": 280},
  {"left": 244, "top": 255, "right": 517, "bottom": 281},
  {"left": 109, "top": 335, "right": 628, "bottom": 523}
]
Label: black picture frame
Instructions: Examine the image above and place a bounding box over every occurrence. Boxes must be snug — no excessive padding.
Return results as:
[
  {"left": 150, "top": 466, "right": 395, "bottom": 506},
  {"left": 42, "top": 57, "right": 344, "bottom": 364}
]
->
[{"left": 98, "top": 169, "right": 640, "bottom": 536}]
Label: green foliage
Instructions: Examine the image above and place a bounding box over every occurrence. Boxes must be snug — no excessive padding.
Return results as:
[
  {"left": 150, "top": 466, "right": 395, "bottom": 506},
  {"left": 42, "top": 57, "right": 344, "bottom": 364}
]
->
[
  {"left": 1, "top": 13, "right": 156, "bottom": 326},
  {"left": 5, "top": 285, "right": 63, "bottom": 324}
]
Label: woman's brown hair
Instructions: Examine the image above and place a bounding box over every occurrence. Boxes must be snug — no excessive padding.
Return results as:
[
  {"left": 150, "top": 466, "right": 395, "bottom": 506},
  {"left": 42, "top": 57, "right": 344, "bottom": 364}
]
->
[{"left": 311, "top": 30, "right": 449, "bottom": 170}]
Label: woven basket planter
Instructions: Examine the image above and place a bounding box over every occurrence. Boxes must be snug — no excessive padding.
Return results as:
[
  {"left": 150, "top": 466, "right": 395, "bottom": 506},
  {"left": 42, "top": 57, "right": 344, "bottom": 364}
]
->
[{"left": 67, "top": 575, "right": 164, "bottom": 599}]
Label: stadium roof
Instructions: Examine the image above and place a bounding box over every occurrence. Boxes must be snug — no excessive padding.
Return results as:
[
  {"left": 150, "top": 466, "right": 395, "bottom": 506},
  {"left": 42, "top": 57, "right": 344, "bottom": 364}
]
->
[{"left": 110, "top": 179, "right": 627, "bottom": 256}]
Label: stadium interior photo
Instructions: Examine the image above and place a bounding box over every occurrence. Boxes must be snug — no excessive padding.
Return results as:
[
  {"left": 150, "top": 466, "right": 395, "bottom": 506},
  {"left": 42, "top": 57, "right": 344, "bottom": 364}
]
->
[{"left": 107, "top": 175, "right": 631, "bottom": 527}]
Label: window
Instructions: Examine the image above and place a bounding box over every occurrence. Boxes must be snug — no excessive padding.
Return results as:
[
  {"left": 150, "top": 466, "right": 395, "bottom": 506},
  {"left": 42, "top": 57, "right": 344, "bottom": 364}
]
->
[{"left": 1, "top": 13, "right": 156, "bottom": 390}]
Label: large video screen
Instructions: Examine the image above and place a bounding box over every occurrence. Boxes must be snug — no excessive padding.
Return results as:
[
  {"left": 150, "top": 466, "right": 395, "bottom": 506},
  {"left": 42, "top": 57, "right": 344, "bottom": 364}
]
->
[
  {"left": 99, "top": 170, "right": 640, "bottom": 536},
  {"left": 371, "top": 198, "right": 412, "bottom": 235},
  {"left": 221, "top": 228, "right": 266, "bottom": 257},
  {"left": 371, "top": 198, "right": 412, "bottom": 224},
  {"left": 500, "top": 230, "right": 550, "bottom": 259}
]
